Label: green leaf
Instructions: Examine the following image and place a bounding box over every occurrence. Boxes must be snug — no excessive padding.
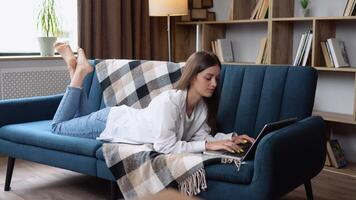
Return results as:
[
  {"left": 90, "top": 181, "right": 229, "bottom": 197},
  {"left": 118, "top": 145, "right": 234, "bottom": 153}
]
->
[
  {"left": 300, "top": 0, "right": 309, "bottom": 9},
  {"left": 35, "top": 0, "right": 62, "bottom": 37}
]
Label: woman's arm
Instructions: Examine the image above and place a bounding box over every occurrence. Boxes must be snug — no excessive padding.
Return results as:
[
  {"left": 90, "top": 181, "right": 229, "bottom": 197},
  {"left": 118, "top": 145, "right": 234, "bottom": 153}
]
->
[
  {"left": 152, "top": 101, "right": 207, "bottom": 154},
  {"left": 190, "top": 122, "right": 235, "bottom": 142},
  {"left": 190, "top": 122, "right": 255, "bottom": 153}
]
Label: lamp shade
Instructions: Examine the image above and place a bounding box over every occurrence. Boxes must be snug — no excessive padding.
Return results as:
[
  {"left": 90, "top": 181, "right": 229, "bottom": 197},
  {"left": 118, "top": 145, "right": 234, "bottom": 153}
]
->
[{"left": 149, "top": 0, "right": 188, "bottom": 16}]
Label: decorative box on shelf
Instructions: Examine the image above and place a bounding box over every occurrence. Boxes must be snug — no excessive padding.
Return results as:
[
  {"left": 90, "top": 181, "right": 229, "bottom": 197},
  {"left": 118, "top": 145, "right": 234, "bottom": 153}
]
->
[{"left": 181, "top": 0, "right": 215, "bottom": 22}]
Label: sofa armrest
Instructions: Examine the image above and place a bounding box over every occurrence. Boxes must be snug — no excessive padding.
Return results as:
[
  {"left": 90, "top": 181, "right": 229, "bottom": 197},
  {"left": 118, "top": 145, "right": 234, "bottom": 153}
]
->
[
  {"left": 0, "top": 94, "right": 63, "bottom": 127},
  {"left": 252, "top": 116, "right": 326, "bottom": 197}
]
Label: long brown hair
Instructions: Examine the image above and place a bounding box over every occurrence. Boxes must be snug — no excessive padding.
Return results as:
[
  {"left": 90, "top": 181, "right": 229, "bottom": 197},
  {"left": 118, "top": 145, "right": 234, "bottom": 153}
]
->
[{"left": 175, "top": 51, "right": 221, "bottom": 134}]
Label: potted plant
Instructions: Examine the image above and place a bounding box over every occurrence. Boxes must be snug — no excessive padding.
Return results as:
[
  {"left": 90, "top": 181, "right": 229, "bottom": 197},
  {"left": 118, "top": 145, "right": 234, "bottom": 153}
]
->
[
  {"left": 300, "top": 0, "right": 310, "bottom": 17},
  {"left": 36, "top": 0, "right": 62, "bottom": 56}
]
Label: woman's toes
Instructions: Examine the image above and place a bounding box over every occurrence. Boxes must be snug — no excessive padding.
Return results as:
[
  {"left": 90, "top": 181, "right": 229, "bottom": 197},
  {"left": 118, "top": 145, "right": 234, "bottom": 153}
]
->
[{"left": 77, "top": 48, "right": 93, "bottom": 73}]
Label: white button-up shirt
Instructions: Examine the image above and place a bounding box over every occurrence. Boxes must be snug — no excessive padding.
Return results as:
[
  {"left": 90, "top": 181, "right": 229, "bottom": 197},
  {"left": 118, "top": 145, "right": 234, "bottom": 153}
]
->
[{"left": 98, "top": 89, "right": 234, "bottom": 153}]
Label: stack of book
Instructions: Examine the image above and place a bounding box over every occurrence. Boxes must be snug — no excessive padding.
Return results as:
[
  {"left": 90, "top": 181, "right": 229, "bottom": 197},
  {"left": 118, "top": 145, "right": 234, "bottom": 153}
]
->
[
  {"left": 256, "top": 36, "right": 268, "bottom": 64},
  {"left": 321, "top": 38, "right": 350, "bottom": 68},
  {"left": 250, "top": 0, "right": 270, "bottom": 19},
  {"left": 293, "top": 30, "right": 313, "bottom": 66},
  {"left": 211, "top": 39, "right": 234, "bottom": 63},
  {"left": 325, "top": 139, "right": 348, "bottom": 168},
  {"left": 181, "top": 0, "right": 216, "bottom": 22},
  {"left": 343, "top": 0, "right": 356, "bottom": 16}
]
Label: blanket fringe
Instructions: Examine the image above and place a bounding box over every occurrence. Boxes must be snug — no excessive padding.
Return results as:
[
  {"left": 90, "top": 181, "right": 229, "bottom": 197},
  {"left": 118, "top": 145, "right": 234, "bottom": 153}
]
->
[
  {"left": 221, "top": 157, "right": 242, "bottom": 171},
  {"left": 178, "top": 159, "right": 242, "bottom": 196},
  {"left": 178, "top": 168, "right": 207, "bottom": 196}
]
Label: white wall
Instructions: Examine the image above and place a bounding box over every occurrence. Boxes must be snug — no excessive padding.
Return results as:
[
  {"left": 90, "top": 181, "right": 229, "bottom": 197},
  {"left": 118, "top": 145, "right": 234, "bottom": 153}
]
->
[
  {"left": 212, "top": 0, "right": 356, "bottom": 162},
  {"left": 294, "top": 0, "right": 348, "bottom": 17},
  {"left": 226, "top": 24, "right": 268, "bottom": 62}
]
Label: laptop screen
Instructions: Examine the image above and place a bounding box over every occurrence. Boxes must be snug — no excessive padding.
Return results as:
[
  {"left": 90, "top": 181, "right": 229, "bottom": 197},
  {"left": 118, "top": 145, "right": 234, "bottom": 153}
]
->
[{"left": 242, "top": 117, "right": 297, "bottom": 161}]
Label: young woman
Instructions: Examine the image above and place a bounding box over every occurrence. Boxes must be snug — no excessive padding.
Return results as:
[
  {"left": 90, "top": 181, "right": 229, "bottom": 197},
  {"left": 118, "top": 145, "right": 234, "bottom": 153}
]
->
[{"left": 52, "top": 43, "right": 255, "bottom": 154}]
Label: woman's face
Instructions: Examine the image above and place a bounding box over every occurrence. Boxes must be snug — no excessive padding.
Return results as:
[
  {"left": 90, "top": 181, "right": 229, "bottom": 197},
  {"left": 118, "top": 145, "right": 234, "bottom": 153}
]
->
[{"left": 190, "top": 65, "right": 220, "bottom": 98}]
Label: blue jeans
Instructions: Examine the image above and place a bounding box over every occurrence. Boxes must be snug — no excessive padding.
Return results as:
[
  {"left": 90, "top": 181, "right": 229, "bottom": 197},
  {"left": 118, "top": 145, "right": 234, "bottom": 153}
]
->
[{"left": 51, "top": 87, "right": 110, "bottom": 139}]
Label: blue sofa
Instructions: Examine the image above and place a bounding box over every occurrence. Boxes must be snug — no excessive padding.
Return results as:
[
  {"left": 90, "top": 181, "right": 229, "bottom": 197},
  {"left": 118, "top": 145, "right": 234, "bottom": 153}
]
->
[{"left": 0, "top": 62, "right": 326, "bottom": 200}]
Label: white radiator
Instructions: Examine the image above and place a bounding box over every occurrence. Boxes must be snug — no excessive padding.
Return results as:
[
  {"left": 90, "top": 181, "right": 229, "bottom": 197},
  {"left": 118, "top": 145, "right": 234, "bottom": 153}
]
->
[{"left": 0, "top": 66, "right": 70, "bottom": 100}]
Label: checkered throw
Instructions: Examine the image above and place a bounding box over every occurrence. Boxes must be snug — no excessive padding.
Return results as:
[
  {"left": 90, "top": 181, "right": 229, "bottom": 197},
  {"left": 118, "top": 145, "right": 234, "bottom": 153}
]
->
[
  {"left": 103, "top": 143, "right": 225, "bottom": 199},
  {"left": 97, "top": 59, "right": 242, "bottom": 199},
  {"left": 95, "top": 59, "right": 185, "bottom": 108}
]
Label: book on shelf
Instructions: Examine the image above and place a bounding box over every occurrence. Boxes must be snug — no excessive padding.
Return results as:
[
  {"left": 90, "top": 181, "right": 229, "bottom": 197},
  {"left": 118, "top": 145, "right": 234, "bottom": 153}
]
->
[
  {"left": 326, "top": 139, "right": 348, "bottom": 168},
  {"left": 320, "top": 42, "right": 334, "bottom": 68},
  {"left": 325, "top": 151, "right": 332, "bottom": 167},
  {"left": 343, "top": 0, "right": 356, "bottom": 16},
  {"left": 250, "top": 0, "right": 263, "bottom": 19},
  {"left": 258, "top": 0, "right": 269, "bottom": 19},
  {"left": 325, "top": 42, "right": 336, "bottom": 67},
  {"left": 293, "top": 30, "right": 312, "bottom": 66},
  {"left": 326, "top": 38, "right": 351, "bottom": 68},
  {"left": 211, "top": 39, "right": 235, "bottom": 63},
  {"left": 211, "top": 41, "right": 216, "bottom": 56},
  {"left": 343, "top": 0, "right": 352, "bottom": 16},
  {"left": 301, "top": 32, "right": 313, "bottom": 66},
  {"left": 293, "top": 33, "right": 306, "bottom": 66},
  {"left": 256, "top": 36, "right": 268, "bottom": 64},
  {"left": 250, "top": 0, "right": 269, "bottom": 19},
  {"left": 212, "top": 40, "right": 220, "bottom": 59}
]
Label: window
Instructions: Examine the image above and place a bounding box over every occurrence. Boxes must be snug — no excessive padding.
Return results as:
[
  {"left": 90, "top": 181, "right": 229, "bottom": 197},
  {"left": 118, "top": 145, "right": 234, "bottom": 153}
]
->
[{"left": 0, "top": 0, "right": 77, "bottom": 54}]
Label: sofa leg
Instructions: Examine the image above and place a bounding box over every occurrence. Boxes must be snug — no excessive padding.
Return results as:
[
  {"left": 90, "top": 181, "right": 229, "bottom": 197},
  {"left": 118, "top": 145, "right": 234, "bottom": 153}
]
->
[
  {"left": 4, "top": 157, "right": 15, "bottom": 191},
  {"left": 304, "top": 179, "right": 314, "bottom": 200},
  {"left": 110, "top": 181, "right": 119, "bottom": 200}
]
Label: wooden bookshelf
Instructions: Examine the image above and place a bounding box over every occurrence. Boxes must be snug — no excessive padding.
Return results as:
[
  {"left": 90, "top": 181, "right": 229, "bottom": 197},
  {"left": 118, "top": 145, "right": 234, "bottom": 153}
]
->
[
  {"left": 272, "top": 17, "right": 314, "bottom": 21},
  {"left": 271, "top": 16, "right": 356, "bottom": 21},
  {"left": 313, "top": 67, "right": 356, "bottom": 73},
  {"left": 323, "top": 161, "right": 356, "bottom": 178},
  {"left": 175, "top": 0, "right": 356, "bottom": 69},
  {"left": 176, "top": 19, "right": 269, "bottom": 25},
  {"left": 222, "top": 61, "right": 256, "bottom": 65},
  {"left": 174, "top": 0, "right": 356, "bottom": 177},
  {"left": 313, "top": 111, "right": 356, "bottom": 125}
]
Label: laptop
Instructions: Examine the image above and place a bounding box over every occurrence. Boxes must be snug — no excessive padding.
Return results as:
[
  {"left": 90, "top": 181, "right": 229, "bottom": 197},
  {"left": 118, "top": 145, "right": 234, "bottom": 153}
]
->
[{"left": 204, "top": 117, "right": 298, "bottom": 161}]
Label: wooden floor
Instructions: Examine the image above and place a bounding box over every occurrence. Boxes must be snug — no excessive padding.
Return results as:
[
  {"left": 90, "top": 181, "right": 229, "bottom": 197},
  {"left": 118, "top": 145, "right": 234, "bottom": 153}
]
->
[{"left": 0, "top": 157, "right": 355, "bottom": 200}]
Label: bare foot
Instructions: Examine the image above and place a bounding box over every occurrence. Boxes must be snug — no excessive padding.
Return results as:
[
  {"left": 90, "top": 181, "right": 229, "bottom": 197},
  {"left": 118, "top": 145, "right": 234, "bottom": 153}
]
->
[
  {"left": 76, "top": 48, "right": 93, "bottom": 75},
  {"left": 54, "top": 42, "right": 77, "bottom": 77},
  {"left": 69, "top": 48, "right": 93, "bottom": 88}
]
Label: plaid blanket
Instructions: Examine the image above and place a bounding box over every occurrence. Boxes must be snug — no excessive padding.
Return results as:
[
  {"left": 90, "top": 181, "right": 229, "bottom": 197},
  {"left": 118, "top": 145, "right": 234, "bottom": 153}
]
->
[
  {"left": 95, "top": 59, "right": 185, "bottom": 108},
  {"left": 103, "top": 143, "right": 226, "bottom": 199},
  {"left": 97, "top": 59, "right": 241, "bottom": 199}
]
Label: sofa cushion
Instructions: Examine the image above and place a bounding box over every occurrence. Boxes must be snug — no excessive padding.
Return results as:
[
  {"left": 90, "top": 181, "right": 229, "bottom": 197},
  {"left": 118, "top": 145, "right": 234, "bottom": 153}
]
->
[
  {"left": 0, "top": 120, "right": 102, "bottom": 157},
  {"left": 96, "top": 146, "right": 105, "bottom": 160},
  {"left": 205, "top": 160, "right": 254, "bottom": 184},
  {"left": 217, "top": 66, "right": 317, "bottom": 138}
]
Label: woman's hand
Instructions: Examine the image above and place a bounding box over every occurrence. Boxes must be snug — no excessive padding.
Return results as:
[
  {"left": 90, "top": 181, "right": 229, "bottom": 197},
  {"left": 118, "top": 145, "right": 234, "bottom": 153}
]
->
[
  {"left": 205, "top": 140, "right": 242, "bottom": 153},
  {"left": 231, "top": 134, "right": 255, "bottom": 144}
]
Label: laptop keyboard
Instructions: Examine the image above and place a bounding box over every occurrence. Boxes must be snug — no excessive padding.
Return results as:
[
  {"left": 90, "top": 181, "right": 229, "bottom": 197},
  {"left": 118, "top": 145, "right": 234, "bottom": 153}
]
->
[{"left": 222, "top": 141, "right": 253, "bottom": 157}]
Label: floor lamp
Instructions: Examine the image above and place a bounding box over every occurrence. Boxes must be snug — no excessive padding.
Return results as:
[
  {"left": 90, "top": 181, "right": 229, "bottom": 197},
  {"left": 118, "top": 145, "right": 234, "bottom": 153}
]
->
[{"left": 149, "top": 0, "right": 188, "bottom": 62}]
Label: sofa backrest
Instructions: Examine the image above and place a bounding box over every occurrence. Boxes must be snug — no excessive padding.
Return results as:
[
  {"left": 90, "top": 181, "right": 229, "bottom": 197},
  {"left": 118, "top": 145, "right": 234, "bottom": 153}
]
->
[
  {"left": 217, "top": 65, "right": 317, "bottom": 138},
  {"left": 84, "top": 61, "right": 317, "bottom": 138}
]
